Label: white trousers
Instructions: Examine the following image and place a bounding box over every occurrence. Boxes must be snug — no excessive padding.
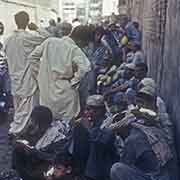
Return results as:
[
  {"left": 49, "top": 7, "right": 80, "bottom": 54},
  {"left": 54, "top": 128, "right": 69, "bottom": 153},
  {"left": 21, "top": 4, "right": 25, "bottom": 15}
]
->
[{"left": 9, "top": 91, "right": 39, "bottom": 135}]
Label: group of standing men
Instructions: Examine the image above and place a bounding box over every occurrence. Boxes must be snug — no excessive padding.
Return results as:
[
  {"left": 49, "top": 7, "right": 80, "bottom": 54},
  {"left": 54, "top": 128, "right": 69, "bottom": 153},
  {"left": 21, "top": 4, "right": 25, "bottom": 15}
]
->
[{"left": 4, "top": 11, "right": 91, "bottom": 136}]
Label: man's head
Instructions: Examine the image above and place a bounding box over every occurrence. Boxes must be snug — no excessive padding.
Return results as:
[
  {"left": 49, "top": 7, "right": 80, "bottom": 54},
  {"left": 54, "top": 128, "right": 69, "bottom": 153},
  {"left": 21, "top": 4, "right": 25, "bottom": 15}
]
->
[
  {"left": 134, "top": 62, "right": 148, "bottom": 80},
  {"left": 126, "top": 52, "right": 134, "bottom": 63},
  {"left": 52, "top": 152, "right": 73, "bottom": 180},
  {"left": 30, "top": 106, "right": 53, "bottom": 134},
  {"left": 28, "top": 22, "right": 38, "bottom": 31},
  {"left": 57, "top": 17, "right": 61, "bottom": 23},
  {"left": 120, "top": 16, "right": 129, "bottom": 29},
  {"left": 56, "top": 22, "right": 72, "bottom": 37},
  {"left": 85, "top": 95, "right": 106, "bottom": 122},
  {"left": 133, "top": 21, "right": 139, "bottom": 30},
  {"left": 94, "top": 26, "right": 105, "bottom": 43},
  {"left": 72, "top": 18, "right": 79, "bottom": 24},
  {"left": 49, "top": 19, "right": 56, "bottom": 27},
  {"left": 123, "top": 63, "right": 135, "bottom": 80},
  {"left": 136, "top": 78, "right": 157, "bottom": 110},
  {"left": 70, "top": 25, "right": 92, "bottom": 48},
  {"left": 0, "top": 22, "right": 4, "bottom": 35},
  {"left": 72, "top": 18, "right": 81, "bottom": 28},
  {"left": 136, "top": 92, "right": 155, "bottom": 107},
  {"left": 14, "top": 11, "right": 29, "bottom": 30},
  {"left": 133, "top": 51, "right": 145, "bottom": 65},
  {"left": 109, "top": 23, "right": 119, "bottom": 32}
]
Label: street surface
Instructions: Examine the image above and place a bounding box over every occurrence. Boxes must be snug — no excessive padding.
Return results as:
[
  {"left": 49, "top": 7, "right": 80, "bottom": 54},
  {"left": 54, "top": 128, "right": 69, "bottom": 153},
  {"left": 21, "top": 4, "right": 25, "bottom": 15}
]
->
[{"left": 0, "top": 114, "right": 13, "bottom": 171}]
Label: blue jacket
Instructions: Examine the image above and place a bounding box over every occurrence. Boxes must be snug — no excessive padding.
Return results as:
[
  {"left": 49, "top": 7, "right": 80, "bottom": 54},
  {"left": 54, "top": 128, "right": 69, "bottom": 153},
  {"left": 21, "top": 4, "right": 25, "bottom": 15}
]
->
[{"left": 85, "top": 119, "right": 119, "bottom": 180}]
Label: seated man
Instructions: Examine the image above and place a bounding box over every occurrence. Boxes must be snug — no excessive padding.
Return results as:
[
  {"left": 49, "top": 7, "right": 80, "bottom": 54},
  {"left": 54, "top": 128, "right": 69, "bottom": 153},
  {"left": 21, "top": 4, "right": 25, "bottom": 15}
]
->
[
  {"left": 12, "top": 106, "right": 54, "bottom": 180},
  {"left": 108, "top": 62, "right": 147, "bottom": 94},
  {"left": 105, "top": 62, "right": 148, "bottom": 106},
  {"left": 101, "top": 26, "right": 122, "bottom": 66},
  {"left": 73, "top": 95, "right": 119, "bottom": 180},
  {"left": 109, "top": 87, "right": 179, "bottom": 180},
  {"left": 138, "top": 78, "right": 175, "bottom": 147},
  {"left": 103, "top": 63, "right": 135, "bottom": 108},
  {"left": 125, "top": 21, "right": 142, "bottom": 45},
  {"left": 13, "top": 105, "right": 73, "bottom": 180}
]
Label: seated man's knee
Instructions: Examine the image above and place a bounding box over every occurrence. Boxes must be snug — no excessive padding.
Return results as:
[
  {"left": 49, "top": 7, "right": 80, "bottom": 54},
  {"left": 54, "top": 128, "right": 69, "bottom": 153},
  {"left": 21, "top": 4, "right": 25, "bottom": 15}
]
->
[
  {"left": 125, "top": 88, "right": 136, "bottom": 104},
  {"left": 111, "top": 163, "right": 130, "bottom": 180},
  {"left": 113, "top": 92, "right": 125, "bottom": 104}
]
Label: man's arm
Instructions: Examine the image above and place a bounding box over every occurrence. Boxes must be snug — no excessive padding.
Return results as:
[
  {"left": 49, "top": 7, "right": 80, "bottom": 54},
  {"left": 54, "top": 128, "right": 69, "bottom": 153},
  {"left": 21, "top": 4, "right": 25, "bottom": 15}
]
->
[
  {"left": 104, "top": 83, "right": 129, "bottom": 97},
  {"left": 24, "top": 31, "right": 50, "bottom": 49},
  {"left": 28, "top": 40, "right": 47, "bottom": 80},
  {"left": 71, "top": 47, "right": 91, "bottom": 88},
  {"left": 111, "top": 83, "right": 129, "bottom": 93}
]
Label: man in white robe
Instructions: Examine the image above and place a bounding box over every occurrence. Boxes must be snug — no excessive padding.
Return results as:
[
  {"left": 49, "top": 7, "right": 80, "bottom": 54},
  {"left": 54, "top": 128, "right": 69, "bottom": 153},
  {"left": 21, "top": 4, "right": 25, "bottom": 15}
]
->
[
  {"left": 4, "top": 11, "right": 51, "bottom": 135},
  {"left": 28, "top": 25, "right": 91, "bottom": 121}
]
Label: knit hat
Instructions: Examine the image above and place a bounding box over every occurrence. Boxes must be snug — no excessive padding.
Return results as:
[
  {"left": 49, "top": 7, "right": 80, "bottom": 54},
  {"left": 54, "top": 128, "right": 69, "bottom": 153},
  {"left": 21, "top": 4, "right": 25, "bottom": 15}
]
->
[
  {"left": 138, "top": 78, "right": 157, "bottom": 97},
  {"left": 86, "top": 95, "right": 104, "bottom": 107}
]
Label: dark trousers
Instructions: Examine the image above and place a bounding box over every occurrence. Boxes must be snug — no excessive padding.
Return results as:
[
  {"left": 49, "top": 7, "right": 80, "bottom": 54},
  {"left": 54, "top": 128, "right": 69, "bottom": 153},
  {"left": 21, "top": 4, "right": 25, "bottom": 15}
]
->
[
  {"left": 12, "top": 148, "right": 48, "bottom": 180},
  {"left": 111, "top": 163, "right": 152, "bottom": 180}
]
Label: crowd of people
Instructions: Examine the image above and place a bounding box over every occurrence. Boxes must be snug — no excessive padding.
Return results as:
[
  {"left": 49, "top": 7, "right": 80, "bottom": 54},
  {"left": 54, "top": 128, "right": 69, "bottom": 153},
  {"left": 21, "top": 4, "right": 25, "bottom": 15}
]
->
[{"left": 0, "top": 10, "right": 179, "bottom": 180}]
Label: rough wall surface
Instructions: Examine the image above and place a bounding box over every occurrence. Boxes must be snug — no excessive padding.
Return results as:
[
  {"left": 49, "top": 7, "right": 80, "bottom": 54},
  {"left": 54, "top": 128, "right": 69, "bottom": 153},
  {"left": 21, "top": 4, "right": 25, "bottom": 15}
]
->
[
  {"left": 143, "top": 0, "right": 168, "bottom": 87},
  {"left": 161, "top": 0, "right": 180, "bottom": 156},
  {"left": 130, "top": 0, "right": 180, "bottom": 158}
]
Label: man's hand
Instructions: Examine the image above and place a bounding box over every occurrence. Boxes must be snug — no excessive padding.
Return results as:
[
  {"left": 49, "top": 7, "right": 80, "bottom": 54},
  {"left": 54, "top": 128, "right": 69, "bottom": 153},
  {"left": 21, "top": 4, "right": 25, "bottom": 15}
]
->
[
  {"left": 15, "top": 140, "right": 33, "bottom": 154},
  {"left": 103, "top": 90, "right": 112, "bottom": 98},
  {"left": 109, "top": 113, "right": 136, "bottom": 132}
]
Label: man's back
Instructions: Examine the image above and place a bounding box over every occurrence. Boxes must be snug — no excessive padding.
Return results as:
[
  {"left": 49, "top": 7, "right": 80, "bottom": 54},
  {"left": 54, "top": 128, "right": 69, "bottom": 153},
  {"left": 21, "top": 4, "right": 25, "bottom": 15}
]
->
[
  {"left": 5, "top": 30, "right": 49, "bottom": 97},
  {"left": 29, "top": 35, "right": 90, "bottom": 120},
  {"left": 5, "top": 30, "right": 29, "bottom": 75},
  {"left": 37, "top": 36, "right": 89, "bottom": 85}
]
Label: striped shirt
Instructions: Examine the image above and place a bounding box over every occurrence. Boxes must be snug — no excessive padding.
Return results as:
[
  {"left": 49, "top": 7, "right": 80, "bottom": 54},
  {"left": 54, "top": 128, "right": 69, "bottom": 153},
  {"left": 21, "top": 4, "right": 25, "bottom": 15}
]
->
[{"left": 0, "top": 50, "right": 8, "bottom": 76}]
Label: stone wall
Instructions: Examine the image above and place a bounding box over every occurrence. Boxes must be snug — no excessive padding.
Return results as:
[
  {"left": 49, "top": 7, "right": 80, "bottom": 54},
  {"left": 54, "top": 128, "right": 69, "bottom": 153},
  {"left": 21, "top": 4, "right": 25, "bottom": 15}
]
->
[
  {"left": 130, "top": 0, "right": 180, "bottom": 159},
  {"left": 161, "top": 0, "right": 180, "bottom": 157},
  {"left": 143, "top": 0, "right": 168, "bottom": 87}
]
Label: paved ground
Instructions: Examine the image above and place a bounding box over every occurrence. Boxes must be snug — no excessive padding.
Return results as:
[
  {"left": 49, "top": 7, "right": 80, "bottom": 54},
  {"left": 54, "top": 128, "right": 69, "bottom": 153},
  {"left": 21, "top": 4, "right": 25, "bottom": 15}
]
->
[{"left": 0, "top": 113, "right": 13, "bottom": 171}]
